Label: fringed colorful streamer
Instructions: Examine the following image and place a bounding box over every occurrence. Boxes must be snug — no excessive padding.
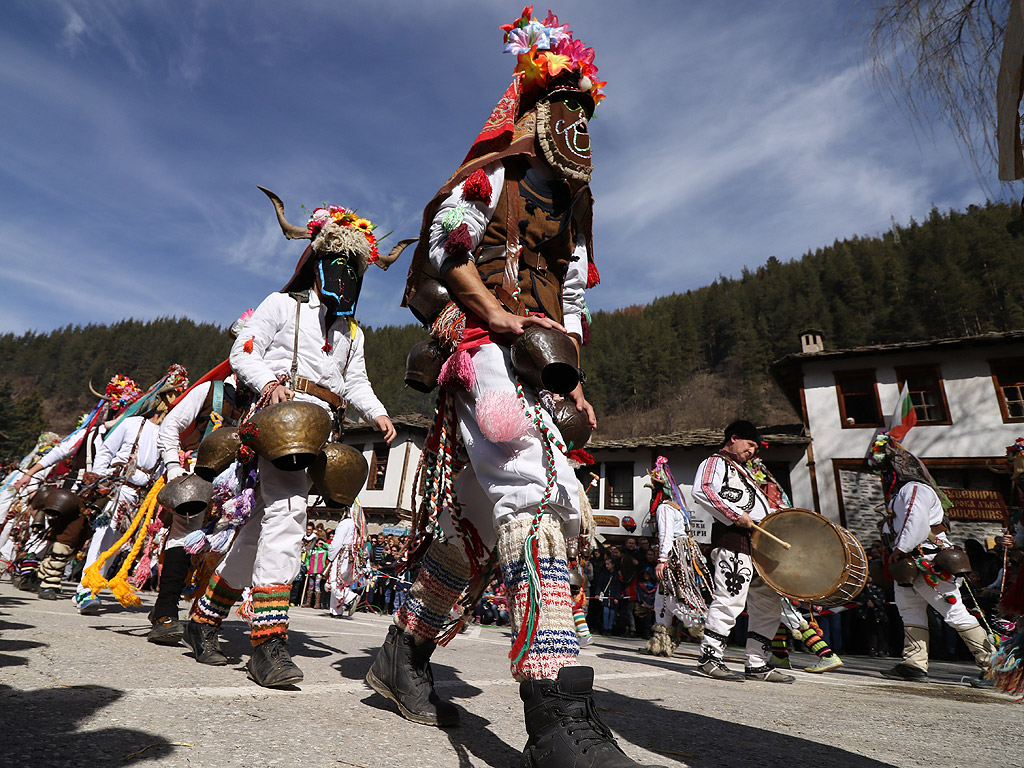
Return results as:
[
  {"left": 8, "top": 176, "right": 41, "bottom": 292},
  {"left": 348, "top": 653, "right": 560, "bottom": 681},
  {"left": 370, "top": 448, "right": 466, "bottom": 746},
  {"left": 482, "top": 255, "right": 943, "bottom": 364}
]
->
[{"left": 81, "top": 479, "right": 164, "bottom": 601}]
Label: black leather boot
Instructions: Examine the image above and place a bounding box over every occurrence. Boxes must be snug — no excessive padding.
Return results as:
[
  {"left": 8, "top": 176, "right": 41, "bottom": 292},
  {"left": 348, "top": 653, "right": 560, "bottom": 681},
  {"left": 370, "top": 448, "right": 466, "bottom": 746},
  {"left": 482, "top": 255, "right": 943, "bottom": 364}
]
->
[
  {"left": 37, "top": 587, "right": 60, "bottom": 600},
  {"left": 183, "top": 620, "right": 228, "bottom": 666},
  {"left": 520, "top": 666, "right": 666, "bottom": 768},
  {"left": 246, "top": 637, "right": 303, "bottom": 688},
  {"left": 147, "top": 616, "right": 184, "bottom": 645},
  {"left": 365, "top": 624, "right": 460, "bottom": 726},
  {"left": 150, "top": 546, "right": 191, "bottom": 624}
]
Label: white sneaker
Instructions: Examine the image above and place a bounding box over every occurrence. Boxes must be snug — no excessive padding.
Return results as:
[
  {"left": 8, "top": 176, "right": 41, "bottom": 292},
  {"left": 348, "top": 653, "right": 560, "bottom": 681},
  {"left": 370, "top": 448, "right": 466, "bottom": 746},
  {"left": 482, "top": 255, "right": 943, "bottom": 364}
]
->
[{"left": 804, "top": 653, "right": 843, "bottom": 673}]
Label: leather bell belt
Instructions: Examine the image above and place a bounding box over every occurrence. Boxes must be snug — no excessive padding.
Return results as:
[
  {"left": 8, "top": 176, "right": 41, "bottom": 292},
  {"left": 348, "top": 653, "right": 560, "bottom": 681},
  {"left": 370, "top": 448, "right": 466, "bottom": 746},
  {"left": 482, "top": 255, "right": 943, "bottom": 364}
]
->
[{"left": 292, "top": 376, "right": 342, "bottom": 410}]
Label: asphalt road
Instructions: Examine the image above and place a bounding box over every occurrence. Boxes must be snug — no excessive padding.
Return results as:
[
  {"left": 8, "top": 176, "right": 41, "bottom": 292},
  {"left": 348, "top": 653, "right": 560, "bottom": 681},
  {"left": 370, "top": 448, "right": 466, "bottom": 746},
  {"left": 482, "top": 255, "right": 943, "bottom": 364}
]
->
[{"left": 0, "top": 580, "right": 1018, "bottom": 768}]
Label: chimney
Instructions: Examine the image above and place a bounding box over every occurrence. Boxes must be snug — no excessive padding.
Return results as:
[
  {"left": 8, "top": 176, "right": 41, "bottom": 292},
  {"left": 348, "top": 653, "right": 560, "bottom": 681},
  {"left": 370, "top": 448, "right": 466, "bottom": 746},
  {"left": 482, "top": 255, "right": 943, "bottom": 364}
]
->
[{"left": 800, "top": 329, "right": 824, "bottom": 354}]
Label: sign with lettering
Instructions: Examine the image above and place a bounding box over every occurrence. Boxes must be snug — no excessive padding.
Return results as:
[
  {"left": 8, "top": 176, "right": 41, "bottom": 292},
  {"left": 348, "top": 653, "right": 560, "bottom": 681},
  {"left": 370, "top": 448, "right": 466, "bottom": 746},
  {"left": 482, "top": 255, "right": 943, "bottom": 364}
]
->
[
  {"left": 942, "top": 488, "right": 1008, "bottom": 522},
  {"left": 592, "top": 515, "right": 620, "bottom": 529},
  {"left": 687, "top": 508, "right": 713, "bottom": 543}
]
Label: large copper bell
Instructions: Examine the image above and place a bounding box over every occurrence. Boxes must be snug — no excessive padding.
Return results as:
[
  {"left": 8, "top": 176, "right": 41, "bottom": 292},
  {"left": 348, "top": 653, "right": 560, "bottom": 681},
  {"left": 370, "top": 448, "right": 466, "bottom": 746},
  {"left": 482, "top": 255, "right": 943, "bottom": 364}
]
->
[
  {"left": 310, "top": 442, "right": 369, "bottom": 508},
  {"left": 251, "top": 400, "right": 332, "bottom": 471},
  {"left": 511, "top": 326, "right": 580, "bottom": 394},
  {"left": 890, "top": 558, "right": 918, "bottom": 586},
  {"left": 29, "top": 488, "right": 51, "bottom": 510},
  {"left": 405, "top": 339, "right": 447, "bottom": 393},
  {"left": 408, "top": 278, "right": 451, "bottom": 325},
  {"left": 157, "top": 474, "right": 214, "bottom": 518},
  {"left": 552, "top": 399, "right": 593, "bottom": 449},
  {"left": 42, "top": 488, "right": 81, "bottom": 517},
  {"left": 195, "top": 427, "right": 240, "bottom": 480},
  {"left": 932, "top": 547, "right": 973, "bottom": 576}
]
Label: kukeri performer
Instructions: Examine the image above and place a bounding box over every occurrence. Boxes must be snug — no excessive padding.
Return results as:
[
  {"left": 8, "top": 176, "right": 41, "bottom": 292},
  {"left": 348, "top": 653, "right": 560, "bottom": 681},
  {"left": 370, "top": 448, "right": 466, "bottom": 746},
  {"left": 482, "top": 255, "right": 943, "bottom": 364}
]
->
[
  {"left": 325, "top": 503, "right": 363, "bottom": 617},
  {"left": 73, "top": 367, "right": 189, "bottom": 614},
  {"left": 691, "top": 420, "right": 794, "bottom": 683},
  {"left": 148, "top": 314, "right": 254, "bottom": 645},
  {"left": 745, "top": 455, "right": 844, "bottom": 674},
  {"left": 0, "top": 432, "right": 60, "bottom": 570},
  {"left": 364, "top": 10, "right": 663, "bottom": 767},
  {"left": 182, "top": 190, "right": 394, "bottom": 689},
  {"left": 868, "top": 432, "right": 994, "bottom": 683},
  {"left": 644, "top": 455, "right": 710, "bottom": 657}
]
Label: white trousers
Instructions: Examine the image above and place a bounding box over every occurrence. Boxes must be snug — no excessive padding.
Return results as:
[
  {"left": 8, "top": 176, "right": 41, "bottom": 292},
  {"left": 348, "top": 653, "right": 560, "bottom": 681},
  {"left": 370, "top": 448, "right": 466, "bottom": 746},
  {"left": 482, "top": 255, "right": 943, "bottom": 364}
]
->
[
  {"left": 894, "top": 572, "right": 978, "bottom": 630},
  {"left": 327, "top": 553, "right": 354, "bottom": 615},
  {"left": 700, "top": 548, "right": 782, "bottom": 669},
  {"left": 442, "top": 343, "right": 580, "bottom": 549},
  {"left": 213, "top": 460, "right": 311, "bottom": 589},
  {"left": 75, "top": 524, "right": 118, "bottom": 598},
  {"left": 165, "top": 510, "right": 206, "bottom": 550}
]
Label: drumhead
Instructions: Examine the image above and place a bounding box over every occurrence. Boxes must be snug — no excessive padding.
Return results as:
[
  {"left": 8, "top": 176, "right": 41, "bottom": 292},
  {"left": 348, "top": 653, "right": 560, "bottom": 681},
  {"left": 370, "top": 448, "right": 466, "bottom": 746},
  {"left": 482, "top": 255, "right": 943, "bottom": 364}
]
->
[{"left": 751, "top": 508, "right": 856, "bottom": 603}]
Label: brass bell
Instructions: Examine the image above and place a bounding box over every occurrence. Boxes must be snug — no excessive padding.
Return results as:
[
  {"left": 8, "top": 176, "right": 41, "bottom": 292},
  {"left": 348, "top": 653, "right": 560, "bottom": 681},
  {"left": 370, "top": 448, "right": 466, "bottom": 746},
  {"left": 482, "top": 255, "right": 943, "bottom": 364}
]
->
[
  {"left": 194, "top": 427, "right": 241, "bottom": 480},
  {"left": 552, "top": 399, "right": 592, "bottom": 449},
  {"left": 511, "top": 326, "right": 580, "bottom": 394},
  {"left": 405, "top": 339, "right": 447, "bottom": 393},
  {"left": 157, "top": 474, "right": 214, "bottom": 518},
  {"left": 28, "top": 489, "right": 51, "bottom": 510},
  {"left": 42, "top": 488, "right": 81, "bottom": 517},
  {"left": 932, "top": 547, "right": 973, "bottom": 576},
  {"left": 408, "top": 278, "right": 452, "bottom": 325},
  {"left": 310, "top": 442, "right": 369, "bottom": 508},
  {"left": 250, "top": 400, "right": 333, "bottom": 471}
]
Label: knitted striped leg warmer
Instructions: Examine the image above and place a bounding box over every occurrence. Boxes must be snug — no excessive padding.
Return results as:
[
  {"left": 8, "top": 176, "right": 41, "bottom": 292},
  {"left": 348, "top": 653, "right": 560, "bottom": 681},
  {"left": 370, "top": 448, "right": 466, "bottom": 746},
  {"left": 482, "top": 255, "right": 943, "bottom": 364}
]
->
[
  {"left": 799, "top": 623, "right": 833, "bottom": 659},
  {"left": 395, "top": 539, "right": 471, "bottom": 644},
  {"left": 192, "top": 573, "right": 243, "bottom": 628},
  {"left": 498, "top": 515, "right": 579, "bottom": 681},
  {"left": 772, "top": 625, "right": 790, "bottom": 663},
  {"left": 249, "top": 584, "right": 291, "bottom": 647}
]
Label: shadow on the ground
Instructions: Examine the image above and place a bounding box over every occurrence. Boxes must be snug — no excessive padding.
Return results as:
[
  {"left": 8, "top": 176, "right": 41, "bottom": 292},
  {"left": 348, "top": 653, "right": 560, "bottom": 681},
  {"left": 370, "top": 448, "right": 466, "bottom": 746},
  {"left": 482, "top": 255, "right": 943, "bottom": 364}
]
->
[
  {"left": 596, "top": 688, "right": 897, "bottom": 767},
  {"left": 0, "top": 598, "right": 174, "bottom": 767}
]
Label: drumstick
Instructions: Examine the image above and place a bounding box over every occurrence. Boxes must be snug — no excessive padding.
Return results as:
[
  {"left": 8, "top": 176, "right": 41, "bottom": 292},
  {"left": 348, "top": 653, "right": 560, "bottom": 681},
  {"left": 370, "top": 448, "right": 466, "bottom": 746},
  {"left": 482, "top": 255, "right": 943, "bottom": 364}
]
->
[{"left": 751, "top": 522, "right": 792, "bottom": 550}]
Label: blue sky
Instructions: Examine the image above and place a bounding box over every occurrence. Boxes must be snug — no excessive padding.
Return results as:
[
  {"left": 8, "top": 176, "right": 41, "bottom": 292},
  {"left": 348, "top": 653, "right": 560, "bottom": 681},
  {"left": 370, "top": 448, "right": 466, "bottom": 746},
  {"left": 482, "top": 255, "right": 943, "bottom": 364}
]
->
[{"left": 1, "top": 1, "right": 1017, "bottom": 336}]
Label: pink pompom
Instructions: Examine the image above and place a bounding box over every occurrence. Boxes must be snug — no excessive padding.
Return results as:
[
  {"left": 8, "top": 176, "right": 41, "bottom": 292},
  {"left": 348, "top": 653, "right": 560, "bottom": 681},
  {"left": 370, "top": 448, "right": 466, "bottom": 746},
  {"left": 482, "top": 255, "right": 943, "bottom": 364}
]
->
[
  {"left": 476, "top": 391, "right": 530, "bottom": 442},
  {"left": 438, "top": 349, "right": 476, "bottom": 392}
]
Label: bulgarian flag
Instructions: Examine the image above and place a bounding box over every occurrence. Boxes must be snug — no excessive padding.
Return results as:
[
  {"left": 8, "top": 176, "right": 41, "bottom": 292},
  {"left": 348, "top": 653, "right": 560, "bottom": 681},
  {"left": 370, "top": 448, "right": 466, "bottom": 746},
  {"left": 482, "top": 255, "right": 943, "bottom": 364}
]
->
[{"left": 888, "top": 382, "right": 918, "bottom": 443}]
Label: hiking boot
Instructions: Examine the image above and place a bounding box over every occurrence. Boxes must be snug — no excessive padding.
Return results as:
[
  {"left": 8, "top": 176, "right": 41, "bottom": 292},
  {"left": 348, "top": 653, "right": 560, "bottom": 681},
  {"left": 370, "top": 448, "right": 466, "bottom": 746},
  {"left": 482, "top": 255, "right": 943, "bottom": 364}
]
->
[
  {"left": 37, "top": 587, "right": 60, "bottom": 600},
  {"left": 365, "top": 624, "right": 459, "bottom": 726},
  {"left": 520, "top": 666, "right": 666, "bottom": 768},
  {"left": 183, "top": 620, "right": 228, "bottom": 666},
  {"left": 745, "top": 666, "right": 795, "bottom": 683},
  {"left": 147, "top": 616, "right": 184, "bottom": 646},
  {"left": 246, "top": 637, "right": 303, "bottom": 688},
  {"left": 697, "top": 651, "right": 745, "bottom": 682},
  {"left": 880, "top": 663, "right": 928, "bottom": 682},
  {"left": 804, "top": 653, "right": 843, "bottom": 673}
]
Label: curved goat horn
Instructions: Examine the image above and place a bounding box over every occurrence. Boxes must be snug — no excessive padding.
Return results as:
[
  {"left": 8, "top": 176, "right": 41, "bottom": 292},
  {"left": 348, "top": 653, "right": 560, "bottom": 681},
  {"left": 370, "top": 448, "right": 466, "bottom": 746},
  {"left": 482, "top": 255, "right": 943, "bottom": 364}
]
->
[
  {"left": 88, "top": 380, "right": 107, "bottom": 400},
  {"left": 256, "top": 185, "right": 312, "bottom": 240},
  {"left": 375, "top": 238, "right": 418, "bottom": 271}
]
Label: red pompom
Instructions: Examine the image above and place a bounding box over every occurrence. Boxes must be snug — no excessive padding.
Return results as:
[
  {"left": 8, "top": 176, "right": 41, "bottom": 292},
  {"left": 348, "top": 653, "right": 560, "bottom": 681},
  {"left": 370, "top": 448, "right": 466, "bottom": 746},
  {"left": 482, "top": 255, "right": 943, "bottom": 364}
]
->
[
  {"left": 444, "top": 222, "right": 473, "bottom": 257},
  {"left": 461, "top": 169, "right": 492, "bottom": 205},
  {"left": 243, "top": 338, "right": 254, "bottom": 354},
  {"left": 567, "top": 448, "right": 596, "bottom": 466},
  {"left": 237, "top": 445, "right": 255, "bottom": 463},
  {"left": 581, "top": 317, "right": 590, "bottom": 347},
  {"left": 586, "top": 260, "right": 600, "bottom": 289},
  {"left": 321, "top": 339, "right": 333, "bottom": 354}
]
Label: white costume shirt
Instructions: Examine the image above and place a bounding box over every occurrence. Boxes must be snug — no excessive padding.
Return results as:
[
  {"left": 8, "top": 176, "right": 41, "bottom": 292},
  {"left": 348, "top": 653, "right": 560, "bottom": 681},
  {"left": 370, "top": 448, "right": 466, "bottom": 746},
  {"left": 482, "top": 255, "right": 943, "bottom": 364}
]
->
[
  {"left": 889, "top": 481, "right": 949, "bottom": 553},
  {"left": 692, "top": 454, "right": 772, "bottom": 526},
  {"left": 229, "top": 291, "right": 386, "bottom": 422},
  {"left": 328, "top": 517, "right": 357, "bottom": 585},
  {"left": 655, "top": 501, "right": 688, "bottom": 560},
  {"left": 426, "top": 159, "right": 589, "bottom": 338},
  {"left": 157, "top": 377, "right": 240, "bottom": 468},
  {"left": 93, "top": 416, "right": 162, "bottom": 487}
]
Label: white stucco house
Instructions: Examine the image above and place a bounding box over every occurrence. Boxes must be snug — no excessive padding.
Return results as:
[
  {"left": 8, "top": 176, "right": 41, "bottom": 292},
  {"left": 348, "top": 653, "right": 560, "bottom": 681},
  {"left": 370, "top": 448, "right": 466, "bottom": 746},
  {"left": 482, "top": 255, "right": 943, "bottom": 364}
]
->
[{"left": 771, "top": 330, "right": 1023, "bottom": 546}]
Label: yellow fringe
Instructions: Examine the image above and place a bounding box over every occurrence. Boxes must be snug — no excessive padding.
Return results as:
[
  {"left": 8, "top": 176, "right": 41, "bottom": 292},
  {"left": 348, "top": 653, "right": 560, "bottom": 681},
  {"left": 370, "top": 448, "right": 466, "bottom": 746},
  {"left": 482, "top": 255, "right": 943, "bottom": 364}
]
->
[{"left": 80, "top": 479, "right": 165, "bottom": 604}]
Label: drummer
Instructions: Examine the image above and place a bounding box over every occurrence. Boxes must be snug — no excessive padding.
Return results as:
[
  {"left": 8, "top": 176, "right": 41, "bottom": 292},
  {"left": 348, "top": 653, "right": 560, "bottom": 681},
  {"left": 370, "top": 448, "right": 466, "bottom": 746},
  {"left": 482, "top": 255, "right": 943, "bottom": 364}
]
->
[
  {"left": 182, "top": 193, "right": 396, "bottom": 689},
  {"left": 691, "top": 420, "right": 794, "bottom": 683}
]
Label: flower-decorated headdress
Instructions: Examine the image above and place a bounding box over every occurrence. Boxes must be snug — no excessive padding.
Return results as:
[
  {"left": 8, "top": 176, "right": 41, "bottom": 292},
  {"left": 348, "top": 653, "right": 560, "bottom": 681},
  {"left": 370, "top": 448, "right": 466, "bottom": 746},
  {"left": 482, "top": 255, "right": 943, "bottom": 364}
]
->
[
  {"left": 501, "top": 7, "right": 605, "bottom": 108},
  {"left": 104, "top": 375, "right": 143, "bottom": 412}
]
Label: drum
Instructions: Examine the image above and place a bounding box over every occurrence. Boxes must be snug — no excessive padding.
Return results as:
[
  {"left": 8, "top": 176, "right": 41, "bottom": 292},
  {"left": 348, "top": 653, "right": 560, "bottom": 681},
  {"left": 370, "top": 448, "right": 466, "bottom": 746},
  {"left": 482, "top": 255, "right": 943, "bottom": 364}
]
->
[{"left": 750, "top": 508, "right": 867, "bottom": 607}]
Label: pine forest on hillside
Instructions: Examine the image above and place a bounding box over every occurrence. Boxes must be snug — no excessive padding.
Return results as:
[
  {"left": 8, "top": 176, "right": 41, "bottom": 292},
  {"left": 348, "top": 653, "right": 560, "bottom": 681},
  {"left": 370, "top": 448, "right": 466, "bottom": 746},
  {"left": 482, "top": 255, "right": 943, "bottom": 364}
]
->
[{"left": 1, "top": 202, "right": 1021, "bottom": 461}]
